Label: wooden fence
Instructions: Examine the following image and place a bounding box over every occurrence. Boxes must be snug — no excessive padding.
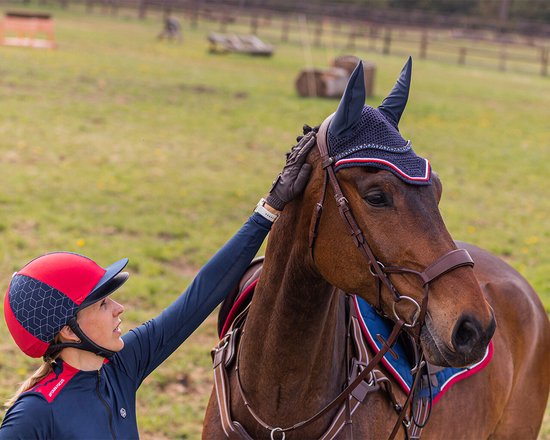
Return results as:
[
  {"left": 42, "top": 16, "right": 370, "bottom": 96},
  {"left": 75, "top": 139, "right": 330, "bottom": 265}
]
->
[
  {"left": 91, "top": 0, "right": 550, "bottom": 76},
  {"left": 2, "top": 0, "right": 549, "bottom": 76},
  {"left": 184, "top": 6, "right": 549, "bottom": 76}
]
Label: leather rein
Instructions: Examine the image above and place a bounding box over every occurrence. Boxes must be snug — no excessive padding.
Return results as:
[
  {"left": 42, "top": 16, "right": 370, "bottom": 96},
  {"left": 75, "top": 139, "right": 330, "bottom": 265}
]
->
[{"left": 212, "top": 117, "right": 476, "bottom": 440}]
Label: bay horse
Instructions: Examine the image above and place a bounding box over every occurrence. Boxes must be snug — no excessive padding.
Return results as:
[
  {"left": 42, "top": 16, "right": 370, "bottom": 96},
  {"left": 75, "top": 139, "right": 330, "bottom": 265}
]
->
[{"left": 203, "top": 58, "right": 550, "bottom": 439}]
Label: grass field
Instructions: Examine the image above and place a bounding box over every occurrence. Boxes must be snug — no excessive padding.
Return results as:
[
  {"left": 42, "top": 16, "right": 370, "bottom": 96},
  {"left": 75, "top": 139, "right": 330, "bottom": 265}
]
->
[{"left": 0, "top": 4, "right": 549, "bottom": 439}]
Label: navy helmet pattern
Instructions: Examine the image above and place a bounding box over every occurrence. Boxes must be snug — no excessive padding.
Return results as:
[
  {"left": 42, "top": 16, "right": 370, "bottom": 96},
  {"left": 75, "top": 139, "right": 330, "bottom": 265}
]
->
[{"left": 9, "top": 275, "right": 78, "bottom": 343}]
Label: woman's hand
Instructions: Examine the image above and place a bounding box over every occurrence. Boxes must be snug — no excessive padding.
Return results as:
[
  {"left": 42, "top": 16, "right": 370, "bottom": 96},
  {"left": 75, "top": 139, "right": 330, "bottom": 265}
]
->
[{"left": 265, "top": 127, "right": 317, "bottom": 212}]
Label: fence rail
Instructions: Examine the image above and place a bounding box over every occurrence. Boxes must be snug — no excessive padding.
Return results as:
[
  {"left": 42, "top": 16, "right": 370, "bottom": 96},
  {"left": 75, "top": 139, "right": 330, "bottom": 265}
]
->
[{"left": 193, "top": 6, "right": 550, "bottom": 77}]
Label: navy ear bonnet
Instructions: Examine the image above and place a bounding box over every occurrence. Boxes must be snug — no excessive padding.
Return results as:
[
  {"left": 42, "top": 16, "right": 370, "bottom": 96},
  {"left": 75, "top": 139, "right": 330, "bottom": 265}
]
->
[{"left": 327, "top": 57, "right": 431, "bottom": 185}]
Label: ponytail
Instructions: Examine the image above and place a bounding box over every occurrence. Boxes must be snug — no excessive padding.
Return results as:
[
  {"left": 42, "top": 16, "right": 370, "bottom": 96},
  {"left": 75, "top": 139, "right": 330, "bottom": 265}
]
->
[
  {"left": 4, "top": 361, "right": 55, "bottom": 408},
  {"left": 4, "top": 336, "right": 62, "bottom": 409}
]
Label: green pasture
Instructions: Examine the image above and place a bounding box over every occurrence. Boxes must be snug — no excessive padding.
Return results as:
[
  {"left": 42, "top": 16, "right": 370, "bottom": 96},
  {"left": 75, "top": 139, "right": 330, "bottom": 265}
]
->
[{"left": 0, "top": 5, "right": 549, "bottom": 439}]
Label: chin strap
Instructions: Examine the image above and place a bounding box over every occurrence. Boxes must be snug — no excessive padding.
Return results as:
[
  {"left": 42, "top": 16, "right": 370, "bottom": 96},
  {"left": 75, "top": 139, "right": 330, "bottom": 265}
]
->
[{"left": 43, "top": 317, "right": 116, "bottom": 361}]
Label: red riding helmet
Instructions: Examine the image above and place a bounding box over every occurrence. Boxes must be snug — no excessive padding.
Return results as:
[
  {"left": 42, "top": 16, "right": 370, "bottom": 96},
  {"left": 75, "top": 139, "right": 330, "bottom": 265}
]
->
[{"left": 4, "top": 252, "right": 129, "bottom": 358}]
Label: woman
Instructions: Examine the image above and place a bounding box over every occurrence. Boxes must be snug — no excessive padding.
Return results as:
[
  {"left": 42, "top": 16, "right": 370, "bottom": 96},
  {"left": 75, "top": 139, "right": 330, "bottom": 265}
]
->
[{"left": 0, "top": 131, "right": 316, "bottom": 439}]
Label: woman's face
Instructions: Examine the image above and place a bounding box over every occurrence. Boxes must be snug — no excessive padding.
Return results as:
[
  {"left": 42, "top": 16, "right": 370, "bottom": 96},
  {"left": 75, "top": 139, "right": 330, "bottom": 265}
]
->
[{"left": 76, "top": 296, "right": 125, "bottom": 352}]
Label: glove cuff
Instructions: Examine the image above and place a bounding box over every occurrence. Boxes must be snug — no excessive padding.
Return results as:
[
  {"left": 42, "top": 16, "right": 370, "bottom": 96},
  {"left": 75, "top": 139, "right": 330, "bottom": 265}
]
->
[{"left": 265, "top": 194, "right": 286, "bottom": 212}]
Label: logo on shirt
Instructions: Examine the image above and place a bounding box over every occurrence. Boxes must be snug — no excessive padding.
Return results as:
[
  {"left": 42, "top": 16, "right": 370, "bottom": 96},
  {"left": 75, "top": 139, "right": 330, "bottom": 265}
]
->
[
  {"left": 120, "top": 408, "right": 127, "bottom": 418},
  {"left": 48, "top": 379, "right": 65, "bottom": 399}
]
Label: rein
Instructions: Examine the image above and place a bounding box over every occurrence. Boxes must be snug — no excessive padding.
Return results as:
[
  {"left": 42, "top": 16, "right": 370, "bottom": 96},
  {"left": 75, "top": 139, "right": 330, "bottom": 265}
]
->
[{"left": 212, "top": 117, "right": 476, "bottom": 440}]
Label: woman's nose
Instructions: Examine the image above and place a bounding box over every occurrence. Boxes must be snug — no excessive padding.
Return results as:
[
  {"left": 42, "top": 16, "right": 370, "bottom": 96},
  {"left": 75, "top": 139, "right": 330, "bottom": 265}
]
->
[{"left": 112, "top": 300, "right": 125, "bottom": 316}]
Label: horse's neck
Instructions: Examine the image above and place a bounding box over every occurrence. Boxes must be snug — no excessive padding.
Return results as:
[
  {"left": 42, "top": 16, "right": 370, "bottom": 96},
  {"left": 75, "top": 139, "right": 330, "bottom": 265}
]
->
[{"left": 237, "top": 213, "right": 347, "bottom": 429}]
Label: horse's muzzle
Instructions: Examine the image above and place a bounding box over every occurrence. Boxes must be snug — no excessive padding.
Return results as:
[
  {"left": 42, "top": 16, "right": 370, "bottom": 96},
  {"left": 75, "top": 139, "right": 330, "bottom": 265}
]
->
[
  {"left": 421, "top": 310, "right": 496, "bottom": 367},
  {"left": 451, "top": 312, "right": 496, "bottom": 363}
]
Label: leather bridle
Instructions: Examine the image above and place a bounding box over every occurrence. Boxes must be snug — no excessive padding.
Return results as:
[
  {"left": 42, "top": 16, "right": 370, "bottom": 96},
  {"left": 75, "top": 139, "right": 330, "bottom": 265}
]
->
[{"left": 308, "top": 115, "right": 475, "bottom": 342}]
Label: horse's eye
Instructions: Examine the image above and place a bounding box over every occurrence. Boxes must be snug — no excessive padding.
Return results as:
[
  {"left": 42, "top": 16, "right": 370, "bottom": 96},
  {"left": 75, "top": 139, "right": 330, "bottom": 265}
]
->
[{"left": 364, "top": 190, "right": 390, "bottom": 207}]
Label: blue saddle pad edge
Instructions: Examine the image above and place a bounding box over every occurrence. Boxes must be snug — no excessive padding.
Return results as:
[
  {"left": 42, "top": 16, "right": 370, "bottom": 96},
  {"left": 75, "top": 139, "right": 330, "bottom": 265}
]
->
[{"left": 353, "top": 295, "right": 493, "bottom": 404}]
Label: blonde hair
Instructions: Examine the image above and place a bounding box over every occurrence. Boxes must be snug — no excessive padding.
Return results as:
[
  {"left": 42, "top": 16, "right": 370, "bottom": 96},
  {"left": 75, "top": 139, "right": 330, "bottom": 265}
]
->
[{"left": 4, "top": 337, "right": 63, "bottom": 408}]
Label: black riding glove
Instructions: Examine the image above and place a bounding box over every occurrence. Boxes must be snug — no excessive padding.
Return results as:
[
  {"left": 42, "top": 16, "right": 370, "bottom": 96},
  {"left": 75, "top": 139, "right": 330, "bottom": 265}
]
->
[{"left": 265, "top": 127, "right": 317, "bottom": 211}]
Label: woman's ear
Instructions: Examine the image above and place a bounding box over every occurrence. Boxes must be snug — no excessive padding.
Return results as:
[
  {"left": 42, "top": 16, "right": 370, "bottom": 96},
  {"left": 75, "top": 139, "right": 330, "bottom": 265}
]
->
[{"left": 58, "top": 325, "right": 80, "bottom": 343}]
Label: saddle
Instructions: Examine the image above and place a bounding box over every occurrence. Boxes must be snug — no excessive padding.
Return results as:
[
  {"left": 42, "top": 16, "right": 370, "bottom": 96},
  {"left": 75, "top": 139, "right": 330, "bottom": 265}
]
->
[{"left": 218, "top": 256, "right": 264, "bottom": 338}]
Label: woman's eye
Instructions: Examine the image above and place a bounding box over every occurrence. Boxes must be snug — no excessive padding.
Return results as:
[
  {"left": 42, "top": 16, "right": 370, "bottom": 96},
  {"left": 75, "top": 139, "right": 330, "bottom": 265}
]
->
[{"left": 364, "top": 190, "right": 389, "bottom": 207}]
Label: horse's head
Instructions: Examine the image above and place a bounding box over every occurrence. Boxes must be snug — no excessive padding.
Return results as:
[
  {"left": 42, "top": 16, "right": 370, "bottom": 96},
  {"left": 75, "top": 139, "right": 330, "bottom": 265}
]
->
[{"left": 305, "top": 58, "right": 495, "bottom": 368}]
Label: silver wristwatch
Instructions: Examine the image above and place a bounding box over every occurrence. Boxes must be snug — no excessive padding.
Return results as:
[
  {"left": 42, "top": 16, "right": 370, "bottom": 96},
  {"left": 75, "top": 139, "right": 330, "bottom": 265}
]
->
[{"left": 254, "top": 198, "right": 279, "bottom": 223}]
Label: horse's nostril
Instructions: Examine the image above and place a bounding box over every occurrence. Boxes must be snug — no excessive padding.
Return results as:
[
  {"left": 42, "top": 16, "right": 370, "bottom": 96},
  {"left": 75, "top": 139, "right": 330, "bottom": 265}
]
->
[{"left": 452, "top": 316, "right": 481, "bottom": 349}]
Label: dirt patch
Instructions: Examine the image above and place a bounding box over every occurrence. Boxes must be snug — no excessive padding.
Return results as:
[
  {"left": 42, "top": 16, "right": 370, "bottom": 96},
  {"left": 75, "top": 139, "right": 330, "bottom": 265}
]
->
[{"left": 179, "top": 84, "right": 217, "bottom": 94}]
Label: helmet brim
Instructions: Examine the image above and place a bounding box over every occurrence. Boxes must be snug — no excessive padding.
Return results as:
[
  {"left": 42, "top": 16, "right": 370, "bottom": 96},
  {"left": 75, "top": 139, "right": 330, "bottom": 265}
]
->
[{"left": 78, "top": 258, "right": 129, "bottom": 309}]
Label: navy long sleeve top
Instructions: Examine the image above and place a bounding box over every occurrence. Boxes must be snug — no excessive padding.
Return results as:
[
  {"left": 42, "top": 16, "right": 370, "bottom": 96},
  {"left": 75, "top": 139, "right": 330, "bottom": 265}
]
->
[{"left": 0, "top": 213, "right": 272, "bottom": 439}]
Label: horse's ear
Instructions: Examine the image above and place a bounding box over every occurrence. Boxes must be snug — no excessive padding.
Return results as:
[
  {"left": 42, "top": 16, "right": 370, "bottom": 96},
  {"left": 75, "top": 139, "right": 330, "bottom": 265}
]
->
[
  {"left": 378, "top": 56, "right": 412, "bottom": 127},
  {"left": 329, "top": 61, "right": 366, "bottom": 138}
]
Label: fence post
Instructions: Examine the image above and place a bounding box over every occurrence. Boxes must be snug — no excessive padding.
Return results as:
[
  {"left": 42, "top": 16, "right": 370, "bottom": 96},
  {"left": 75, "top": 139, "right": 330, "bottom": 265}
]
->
[
  {"left": 163, "top": 3, "right": 172, "bottom": 19},
  {"left": 541, "top": 47, "right": 549, "bottom": 76},
  {"left": 419, "top": 31, "right": 428, "bottom": 59},
  {"left": 190, "top": 0, "right": 199, "bottom": 29},
  {"left": 138, "top": 0, "right": 147, "bottom": 19},
  {"left": 347, "top": 25, "right": 356, "bottom": 50},
  {"left": 369, "top": 26, "right": 377, "bottom": 51},
  {"left": 86, "top": 0, "right": 94, "bottom": 12},
  {"left": 250, "top": 15, "right": 258, "bottom": 35},
  {"left": 458, "top": 47, "right": 467, "bottom": 65},
  {"left": 314, "top": 19, "right": 323, "bottom": 47},
  {"left": 219, "top": 12, "right": 228, "bottom": 32},
  {"left": 499, "top": 46, "right": 507, "bottom": 71},
  {"left": 281, "top": 16, "right": 290, "bottom": 42},
  {"left": 383, "top": 27, "right": 391, "bottom": 55}
]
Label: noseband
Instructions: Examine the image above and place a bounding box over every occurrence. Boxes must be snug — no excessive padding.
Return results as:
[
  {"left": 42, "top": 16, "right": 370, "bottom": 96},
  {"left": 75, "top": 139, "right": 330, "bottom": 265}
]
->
[{"left": 309, "top": 115, "right": 475, "bottom": 341}]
